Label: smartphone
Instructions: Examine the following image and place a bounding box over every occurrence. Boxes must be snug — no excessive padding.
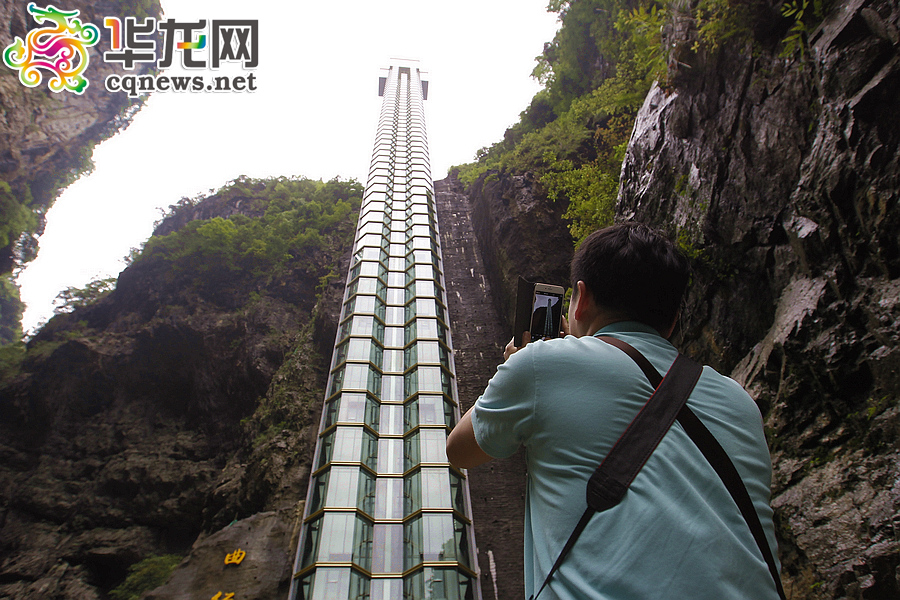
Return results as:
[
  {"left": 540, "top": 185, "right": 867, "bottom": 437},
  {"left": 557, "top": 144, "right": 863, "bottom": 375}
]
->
[{"left": 529, "top": 283, "right": 565, "bottom": 342}]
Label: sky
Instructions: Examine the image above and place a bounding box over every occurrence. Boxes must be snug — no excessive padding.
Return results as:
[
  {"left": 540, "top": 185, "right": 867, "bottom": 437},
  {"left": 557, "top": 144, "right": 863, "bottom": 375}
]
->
[{"left": 16, "top": 0, "right": 560, "bottom": 334}]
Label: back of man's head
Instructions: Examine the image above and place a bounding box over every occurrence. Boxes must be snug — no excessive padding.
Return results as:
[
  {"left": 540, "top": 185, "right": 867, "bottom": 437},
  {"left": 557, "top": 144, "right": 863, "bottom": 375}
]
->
[{"left": 570, "top": 223, "right": 690, "bottom": 334}]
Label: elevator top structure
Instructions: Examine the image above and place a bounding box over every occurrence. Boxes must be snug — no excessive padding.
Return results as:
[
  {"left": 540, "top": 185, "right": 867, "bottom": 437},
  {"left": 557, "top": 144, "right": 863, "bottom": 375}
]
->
[{"left": 288, "top": 64, "right": 481, "bottom": 600}]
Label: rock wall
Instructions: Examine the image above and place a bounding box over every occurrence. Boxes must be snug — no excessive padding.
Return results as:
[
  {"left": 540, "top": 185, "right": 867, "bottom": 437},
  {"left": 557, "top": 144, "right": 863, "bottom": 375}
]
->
[
  {"left": 461, "top": 170, "right": 573, "bottom": 325},
  {"left": 0, "top": 0, "right": 154, "bottom": 340},
  {"left": 435, "top": 176, "right": 527, "bottom": 600},
  {"left": 619, "top": 0, "right": 900, "bottom": 597},
  {"left": 0, "top": 187, "right": 352, "bottom": 599}
]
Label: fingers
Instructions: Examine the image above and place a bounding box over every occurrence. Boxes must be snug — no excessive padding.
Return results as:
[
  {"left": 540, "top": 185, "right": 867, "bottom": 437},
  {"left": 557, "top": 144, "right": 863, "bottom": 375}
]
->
[
  {"left": 561, "top": 315, "right": 570, "bottom": 337},
  {"left": 504, "top": 337, "right": 517, "bottom": 361},
  {"left": 504, "top": 331, "right": 531, "bottom": 361}
]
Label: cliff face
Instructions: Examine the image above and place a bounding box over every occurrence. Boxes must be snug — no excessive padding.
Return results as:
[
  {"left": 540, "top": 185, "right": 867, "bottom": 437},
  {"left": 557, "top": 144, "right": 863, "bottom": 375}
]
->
[
  {"left": 2, "top": 1, "right": 898, "bottom": 598},
  {"left": 0, "top": 0, "right": 153, "bottom": 341},
  {"left": 617, "top": 0, "right": 900, "bottom": 597},
  {"left": 0, "top": 180, "right": 357, "bottom": 599},
  {"left": 460, "top": 170, "right": 573, "bottom": 325}
]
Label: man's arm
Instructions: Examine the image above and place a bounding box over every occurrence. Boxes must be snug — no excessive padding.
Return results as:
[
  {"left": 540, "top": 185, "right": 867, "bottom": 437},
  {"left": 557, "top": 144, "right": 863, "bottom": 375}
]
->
[
  {"left": 446, "top": 406, "right": 493, "bottom": 469},
  {"left": 447, "top": 328, "right": 549, "bottom": 470}
]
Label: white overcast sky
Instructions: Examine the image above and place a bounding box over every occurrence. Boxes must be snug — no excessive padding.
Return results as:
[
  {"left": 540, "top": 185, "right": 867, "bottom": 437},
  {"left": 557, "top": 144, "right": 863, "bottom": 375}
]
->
[{"left": 16, "top": 0, "right": 560, "bottom": 333}]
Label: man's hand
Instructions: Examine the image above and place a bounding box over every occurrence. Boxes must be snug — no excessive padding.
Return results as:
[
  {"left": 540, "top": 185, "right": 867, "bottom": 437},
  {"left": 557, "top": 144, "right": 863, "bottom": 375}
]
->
[
  {"left": 504, "top": 331, "right": 530, "bottom": 361},
  {"left": 505, "top": 317, "right": 569, "bottom": 361}
]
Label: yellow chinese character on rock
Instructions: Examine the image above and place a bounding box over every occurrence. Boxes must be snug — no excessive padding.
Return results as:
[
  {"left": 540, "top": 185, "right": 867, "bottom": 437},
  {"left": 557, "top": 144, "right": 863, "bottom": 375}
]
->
[
  {"left": 210, "top": 593, "right": 235, "bottom": 600},
  {"left": 224, "top": 594, "right": 235, "bottom": 600},
  {"left": 211, "top": 593, "right": 221, "bottom": 600},
  {"left": 224, "top": 548, "right": 246, "bottom": 565}
]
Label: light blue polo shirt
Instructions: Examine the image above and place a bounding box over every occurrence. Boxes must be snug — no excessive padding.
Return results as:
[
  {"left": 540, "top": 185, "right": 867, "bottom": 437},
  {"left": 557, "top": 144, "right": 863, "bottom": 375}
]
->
[{"left": 471, "top": 322, "right": 780, "bottom": 600}]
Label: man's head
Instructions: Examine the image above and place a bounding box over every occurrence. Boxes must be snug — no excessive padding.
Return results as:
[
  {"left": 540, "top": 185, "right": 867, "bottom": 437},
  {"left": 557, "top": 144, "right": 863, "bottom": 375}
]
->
[{"left": 569, "top": 223, "right": 690, "bottom": 336}]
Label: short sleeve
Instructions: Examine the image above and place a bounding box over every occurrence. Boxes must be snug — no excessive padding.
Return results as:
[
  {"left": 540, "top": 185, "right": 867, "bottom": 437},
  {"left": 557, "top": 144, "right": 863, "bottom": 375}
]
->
[{"left": 470, "top": 348, "right": 535, "bottom": 459}]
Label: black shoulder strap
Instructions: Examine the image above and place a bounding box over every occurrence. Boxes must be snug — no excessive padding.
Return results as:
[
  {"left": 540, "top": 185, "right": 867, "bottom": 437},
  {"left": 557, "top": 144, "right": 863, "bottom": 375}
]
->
[
  {"left": 602, "top": 338, "right": 787, "bottom": 600},
  {"left": 676, "top": 407, "right": 787, "bottom": 600},
  {"left": 530, "top": 340, "right": 701, "bottom": 600}
]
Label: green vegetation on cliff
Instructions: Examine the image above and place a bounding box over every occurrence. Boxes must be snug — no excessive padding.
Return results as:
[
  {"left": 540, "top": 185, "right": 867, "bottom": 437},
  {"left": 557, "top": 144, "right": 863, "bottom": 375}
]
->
[
  {"left": 138, "top": 176, "right": 361, "bottom": 297},
  {"left": 454, "top": 0, "right": 666, "bottom": 244},
  {"left": 453, "top": 0, "right": 816, "bottom": 245},
  {"left": 2, "top": 175, "right": 362, "bottom": 388},
  {"left": 110, "top": 555, "right": 182, "bottom": 600}
]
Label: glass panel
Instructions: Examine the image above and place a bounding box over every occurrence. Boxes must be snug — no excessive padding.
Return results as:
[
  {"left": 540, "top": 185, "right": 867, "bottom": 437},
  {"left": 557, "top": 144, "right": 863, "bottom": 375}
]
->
[
  {"left": 382, "top": 375, "right": 403, "bottom": 402},
  {"left": 372, "top": 524, "right": 404, "bottom": 573},
  {"left": 420, "top": 429, "right": 448, "bottom": 464},
  {"left": 358, "top": 469, "right": 376, "bottom": 517},
  {"left": 404, "top": 514, "right": 462, "bottom": 568},
  {"left": 337, "top": 393, "right": 366, "bottom": 423},
  {"left": 318, "top": 427, "right": 377, "bottom": 469},
  {"left": 299, "top": 567, "right": 348, "bottom": 600},
  {"left": 346, "top": 338, "right": 373, "bottom": 362},
  {"left": 386, "top": 306, "right": 405, "bottom": 325},
  {"left": 449, "top": 471, "right": 467, "bottom": 515},
  {"left": 351, "top": 315, "right": 375, "bottom": 336},
  {"left": 358, "top": 261, "right": 384, "bottom": 278},
  {"left": 354, "top": 295, "right": 377, "bottom": 314},
  {"left": 323, "top": 397, "right": 339, "bottom": 429},
  {"left": 380, "top": 404, "right": 404, "bottom": 435},
  {"left": 404, "top": 344, "right": 417, "bottom": 370},
  {"left": 384, "top": 326, "right": 404, "bottom": 348},
  {"left": 341, "top": 364, "right": 371, "bottom": 391},
  {"left": 386, "top": 288, "right": 405, "bottom": 305},
  {"left": 405, "top": 320, "right": 418, "bottom": 345},
  {"left": 308, "top": 471, "right": 327, "bottom": 515},
  {"left": 348, "top": 569, "right": 370, "bottom": 600},
  {"left": 316, "top": 513, "right": 372, "bottom": 570},
  {"left": 420, "top": 467, "right": 452, "bottom": 509},
  {"left": 403, "top": 567, "right": 474, "bottom": 600},
  {"left": 414, "top": 264, "right": 436, "bottom": 280},
  {"left": 404, "top": 369, "right": 418, "bottom": 399},
  {"left": 356, "top": 233, "right": 383, "bottom": 249},
  {"left": 383, "top": 349, "right": 403, "bottom": 373},
  {"left": 404, "top": 469, "right": 421, "bottom": 515},
  {"left": 375, "top": 477, "right": 404, "bottom": 519},
  {"left": 347, "top": 276, "right": 378, "bottom": 298},
  {"left": 370, "top": 579, "right": 403, "bottom": 600},
  {"left": 326, "top": 466, "right": 359, "bottom": 508},
  {"left": 301, "top": 517, "right": 321, "bottom": 568},
  {"left": 417, "top": 366, "right": 444, "bottom": 394},
  {"left": 416, "top": 395, "right": 446, "bottom": 427},
  {"left": 415, "top": 282, "right": 437, "bottom": 301},
  {"left": 417, "top": 318, "right": 438, "bottom": 340},
  {"left": 417, "top": 341, "right": 440, "bottom": 365},
  {"left": 377, "top": 438, "right": 404, "bottom": 474}
]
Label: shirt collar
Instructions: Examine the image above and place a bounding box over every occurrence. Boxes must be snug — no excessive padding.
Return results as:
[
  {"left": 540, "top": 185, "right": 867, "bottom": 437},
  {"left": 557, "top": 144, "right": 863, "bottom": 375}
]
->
[{"left": 593, "top": 321, "right": 661, "bottom": 337}]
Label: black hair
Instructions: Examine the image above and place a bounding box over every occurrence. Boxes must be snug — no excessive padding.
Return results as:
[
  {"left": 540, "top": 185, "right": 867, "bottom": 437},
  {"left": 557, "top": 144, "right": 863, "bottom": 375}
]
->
[{"left": 570, "top": 223, "right": 690, "bottom": 333}]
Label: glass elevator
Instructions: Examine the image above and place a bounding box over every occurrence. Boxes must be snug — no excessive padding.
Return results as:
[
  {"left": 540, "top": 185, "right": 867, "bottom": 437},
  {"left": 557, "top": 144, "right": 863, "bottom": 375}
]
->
[{"left": 289, "top": 62, "right": 481, "bottom": 600}]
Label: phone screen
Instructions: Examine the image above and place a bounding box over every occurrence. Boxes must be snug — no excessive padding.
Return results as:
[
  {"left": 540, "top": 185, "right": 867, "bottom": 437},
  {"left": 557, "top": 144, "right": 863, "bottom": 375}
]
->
[{"left": 529, "top": 290, "right": 564, "bottom": 340}]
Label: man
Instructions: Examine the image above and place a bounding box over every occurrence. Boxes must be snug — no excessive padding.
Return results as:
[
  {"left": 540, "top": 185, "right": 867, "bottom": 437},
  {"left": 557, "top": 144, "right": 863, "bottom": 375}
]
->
[{"left": 447, "top": 223, "right": 781, "bottom": 599}]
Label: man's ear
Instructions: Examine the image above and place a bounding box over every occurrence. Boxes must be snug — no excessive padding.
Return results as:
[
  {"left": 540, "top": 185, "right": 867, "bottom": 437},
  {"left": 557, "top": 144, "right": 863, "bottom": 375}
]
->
[{"left": 572, "top": 280, "right": 591, "bottom": 321}]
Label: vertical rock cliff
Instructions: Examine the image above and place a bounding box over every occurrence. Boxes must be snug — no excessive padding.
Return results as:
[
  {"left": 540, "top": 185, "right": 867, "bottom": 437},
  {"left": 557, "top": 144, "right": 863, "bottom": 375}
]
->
[
  {"left": 0, "top": 178, "right": 358, "bottom": 599},
  {"left": 0, "top": 0, "right": 156, "bottom": 341},
  {"left": 618, "top": 0, "right": 900, "bottom": 597}
]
